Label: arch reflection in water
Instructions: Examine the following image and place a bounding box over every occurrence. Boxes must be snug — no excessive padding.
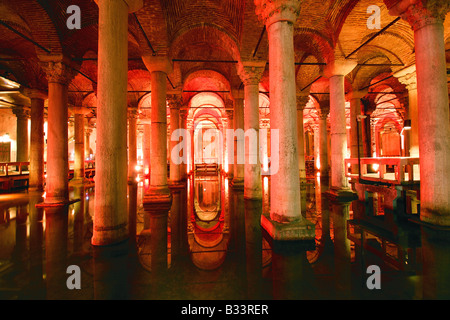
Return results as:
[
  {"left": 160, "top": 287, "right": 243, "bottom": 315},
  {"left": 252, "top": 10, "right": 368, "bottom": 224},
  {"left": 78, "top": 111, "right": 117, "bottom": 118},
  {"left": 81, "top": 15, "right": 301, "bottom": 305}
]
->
[{"left": 189, "top": 174, "right": 229, "bottom": 271}]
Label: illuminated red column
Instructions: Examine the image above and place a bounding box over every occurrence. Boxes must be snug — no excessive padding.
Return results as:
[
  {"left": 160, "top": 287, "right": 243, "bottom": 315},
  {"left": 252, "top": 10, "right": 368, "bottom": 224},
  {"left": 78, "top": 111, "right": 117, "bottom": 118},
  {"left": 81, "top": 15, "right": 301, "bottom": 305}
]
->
[
  {"left": 24, "top": 89, "right": 46, "bottom": 191},
  {"left": 12, "top": 106, "right": 30, "bottom": 170},
  {"left": 324, "top": 59, "right": 357, "bottom": 194},
  {"left": 317, "top": 102, "right": 330, "bottom": 178},
  {"left": 225, "top": 108, "right": 234, "bottom": 179},
  {"left": 348, "top": 90, "right": 367, "bottom": 174},
  {"left": 386, "top": 0, "right": 450, "bottom": 224},
  {"left": 232, "top": 96, "right": 244, "bottom": 189},
  {"left": 255, "top": 0, "right": 315, "bottom": 240},
  {"left": 40, "top": 58, "right": 74, "bottom": 205},
  {"left": 296, "top": 95, "right": 309, "bottom": 181},
  {"left": 142, "top": 55, "right": 173, "bottom": 270},
  {"left": 179, "top": 109, "right": 188, "bottom": 180},
  {"left": 71, "top": 107, "right": 90, "bottom": 183},
  {"left": 92, "top": 0, "right": 143, "bottom": 246},
  {"left": 128, "top": 108, "right": 138, "bottom": 183},
  {"left": 167, "top": 94, "right": 182, "bottom": 184},
  {"left": 85, "top": 126, "right": 93, "bottom": 159},
  {"left": 238, "top": 61, "right": 265, "bottom": 200}
]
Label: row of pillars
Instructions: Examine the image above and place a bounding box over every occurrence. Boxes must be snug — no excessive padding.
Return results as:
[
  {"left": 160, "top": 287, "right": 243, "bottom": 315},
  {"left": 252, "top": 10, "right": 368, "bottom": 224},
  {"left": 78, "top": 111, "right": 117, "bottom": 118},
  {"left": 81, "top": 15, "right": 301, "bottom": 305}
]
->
[{"left": 18, "top": 0, "right": 450, "bottom": 250}]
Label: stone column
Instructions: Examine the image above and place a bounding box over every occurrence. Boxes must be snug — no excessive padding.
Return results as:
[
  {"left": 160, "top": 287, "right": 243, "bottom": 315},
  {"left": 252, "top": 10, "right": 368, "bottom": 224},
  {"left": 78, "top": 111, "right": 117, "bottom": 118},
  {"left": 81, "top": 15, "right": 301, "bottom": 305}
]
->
[
  {"left": 317, "top": 101, "right": 330, "bottom": 178},
  {"left": 39, "top": 57, "right": 74, "bottom": 205},
  {"left": 255, "top": 0, "right": 315, "bottom": 240},
  {"left": 23, "top": 89, "right": 46, "bottom": 191},
  {"left": 71, "top": 107, "right": 90, "bottom": 184},
  {"left": 238, "top": 61, "right": 265, "bottom": 200},
  {"left": 394, "top": 65, "right": 419, "bottom": 157},
  {"left": 324, "top": 59, "right": 357, "bottom": 197},
  {"left": 141, "top": 55, "right": 173, "bottom": 271},
  {"left": 386, "top": 0, "right": 450, "bottom": 225},
  {"left": 179, "top": 109, "right": 188, "bottom": 180},
  {"left": 167, "top": 94, "right": 182, "bottom": 185},
  {"left": 225, "top": 108, "right": 234, "bottom": 178},
  {"left": 85, "top": 127, "right": 93, "bottom": 159},
  {"left": 92, "top": 0, "right": 143, "bottom": 246},
  {"left": 348, "top": 90, "right": 367, "bottom": 175},
  {"left": 128, "top": 108, "right": 138, "bottom": 183},
  {"left": 143, "top": 123, "right": 151, "bottom": 176},
  {"left": 232, "top": 96, "right": 244, "bottom": 189},
  {"left": 296, "top": 95, "right": 309, "bottom": 181},
  {"left": 12, "top": 106, "right": 30, "bottom": 170}
]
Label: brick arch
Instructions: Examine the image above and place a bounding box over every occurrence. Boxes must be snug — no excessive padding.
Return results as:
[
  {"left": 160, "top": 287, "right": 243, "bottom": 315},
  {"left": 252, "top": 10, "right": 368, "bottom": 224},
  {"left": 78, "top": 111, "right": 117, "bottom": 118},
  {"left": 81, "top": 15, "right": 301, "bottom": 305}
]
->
[
  {"left": 169, "top": 25, "right": 240, "bottom": 63},
  {"left": 11, "top": 0, "right": 63, "bottom": 55}
]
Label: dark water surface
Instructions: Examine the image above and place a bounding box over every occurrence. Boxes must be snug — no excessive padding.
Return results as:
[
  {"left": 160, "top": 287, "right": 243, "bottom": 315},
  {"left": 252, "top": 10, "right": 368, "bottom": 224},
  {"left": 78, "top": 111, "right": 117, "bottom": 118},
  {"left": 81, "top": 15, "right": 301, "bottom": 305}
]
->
[{"left": 1, "top": 174, "right": 449, "bottom": 300}]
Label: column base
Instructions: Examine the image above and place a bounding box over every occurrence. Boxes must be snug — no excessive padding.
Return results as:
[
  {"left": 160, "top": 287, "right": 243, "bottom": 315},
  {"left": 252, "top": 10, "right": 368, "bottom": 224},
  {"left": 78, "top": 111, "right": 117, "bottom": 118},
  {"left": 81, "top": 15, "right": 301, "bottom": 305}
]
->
[
  {"left": 168, "top": 181, "right": 185, "bottom": 191},
  {"left": 325, "top": 187, "right": 358, "bottom": 203},
  {"left": 69, "top": 177, "right": 90, "bottom": 186},
  {"left": 36, "top": 198, "right": 80, "bottom": 208},
  {"left": 261, "top": 212, "right": 315, "bottom": 241},
  {"left": 143, "top": 187, "right": 173, "bottom": 215}
]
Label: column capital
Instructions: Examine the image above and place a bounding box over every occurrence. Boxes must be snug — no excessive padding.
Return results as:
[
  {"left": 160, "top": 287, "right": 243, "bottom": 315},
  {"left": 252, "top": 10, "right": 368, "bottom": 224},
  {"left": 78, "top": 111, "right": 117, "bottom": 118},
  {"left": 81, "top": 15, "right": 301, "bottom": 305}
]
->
[
  {"left": 254, "top": 0, "right": 301, "bottom": 27},
  {"left": 394, "top": 64, "right": 417, "bottom": 91},
  {"left": 142, "top": 55, "right": 173, "bottom": 74},
  {"left": 12, "top": 106, "right": 30, "bottom": 119},
  {"left": 70, "top": 106, "right": 91, "bottom": 116},
  {"left": 237, "top": 60, "right": 266, "bottom": 86},
  {"left": 41, "top": 60, "right": 75, "bottom": 85},
  {"left": 317, "top": 100, "right": 330, "bottom": 119},
  {"left": 167, "top": 94, "right": 183, "bottom": 109},
  {"left": 296, "top": 95, "right": 310, "bottom": 110},
  {"left": 128, "top": 108, "right": 139, "bottom": 119},
  {"left": 386, "top": 0, "right": 450, "bottom": 31},
  {"left": 21, "top": 88, "right": 47, "bottom": 100},
  {"left": 323, "top": 59, "right": 358, "bottom": 78},
  {"left": 225, "top": 109, "right": 234, "bottom": 121},
  {"left": 347, "top": 89, "right": 368, "bottom": 101}
]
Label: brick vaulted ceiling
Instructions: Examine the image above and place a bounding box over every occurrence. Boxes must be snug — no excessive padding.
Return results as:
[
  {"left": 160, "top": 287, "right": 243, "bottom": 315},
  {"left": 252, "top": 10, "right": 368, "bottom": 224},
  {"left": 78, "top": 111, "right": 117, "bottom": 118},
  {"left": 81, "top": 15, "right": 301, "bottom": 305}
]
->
[{"left": 0, "top": 0, "right": 448, "bottom": 113}]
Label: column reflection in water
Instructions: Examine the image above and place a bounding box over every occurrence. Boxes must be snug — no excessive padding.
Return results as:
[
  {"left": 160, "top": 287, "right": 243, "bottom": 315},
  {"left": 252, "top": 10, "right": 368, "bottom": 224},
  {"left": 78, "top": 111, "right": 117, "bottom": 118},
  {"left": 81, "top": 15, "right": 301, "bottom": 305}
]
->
[
  {"left": 72, "top": 186, "right": 85, "bottom": 256},
  {"left": 270, "top": 240, "right": 316, "bottom": 299},
  {"left": 28, "top": 192, "right": 45, "bottom": 298},
  {"left": 169, "top": 186, "right": 182, "bottom": 266},
  {"left": 128, "top": 181, "right": 138, "bottom": 247},
  {"left": 244, "top": 199, "right": 263, "bottom": 299},
  {"left": 93, "top": 241, "right": 130, "bottom": 300},
  {"left": 44, "top": 205, "right": 69, "bottom": 299},
  {"left": 421, "top": 227, "right": 450, "bottom": 299},
  {"left": 330, "top": 197, "right": 352, "bottom": 299}
]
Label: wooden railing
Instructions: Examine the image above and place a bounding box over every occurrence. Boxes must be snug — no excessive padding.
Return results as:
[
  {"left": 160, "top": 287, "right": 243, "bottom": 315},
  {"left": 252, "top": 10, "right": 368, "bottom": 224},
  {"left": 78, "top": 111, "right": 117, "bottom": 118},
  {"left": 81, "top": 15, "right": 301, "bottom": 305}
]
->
[
  {"left": 0, "top": 162, "right": 30, "bottom": 176},
  {"left": 345, "top": 157, "right": 420, "bottom": 185},
  {"left": 0, "top": 160, "right": 96, "bottom": 176}
]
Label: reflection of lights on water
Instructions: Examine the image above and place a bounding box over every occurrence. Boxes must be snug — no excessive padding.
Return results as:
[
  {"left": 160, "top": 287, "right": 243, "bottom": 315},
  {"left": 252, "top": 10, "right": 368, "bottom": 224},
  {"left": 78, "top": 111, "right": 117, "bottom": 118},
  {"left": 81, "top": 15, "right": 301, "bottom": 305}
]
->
[
  {"left": 316, "top": 156, "right": 321, "bottom": 170},
  {"left": 135, "top": 165, "right": 141, "bottom": 172}
]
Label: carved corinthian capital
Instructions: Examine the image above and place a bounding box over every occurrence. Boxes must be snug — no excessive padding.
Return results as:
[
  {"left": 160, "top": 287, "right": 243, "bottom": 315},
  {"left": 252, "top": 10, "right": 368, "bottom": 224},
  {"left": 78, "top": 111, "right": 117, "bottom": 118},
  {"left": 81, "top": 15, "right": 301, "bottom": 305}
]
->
[
  {"left": 254, "top": 0, "right": 302, "bottom": 26},
  {"left": 386, "top": 0, "right": 450, "bottom": 31}
]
